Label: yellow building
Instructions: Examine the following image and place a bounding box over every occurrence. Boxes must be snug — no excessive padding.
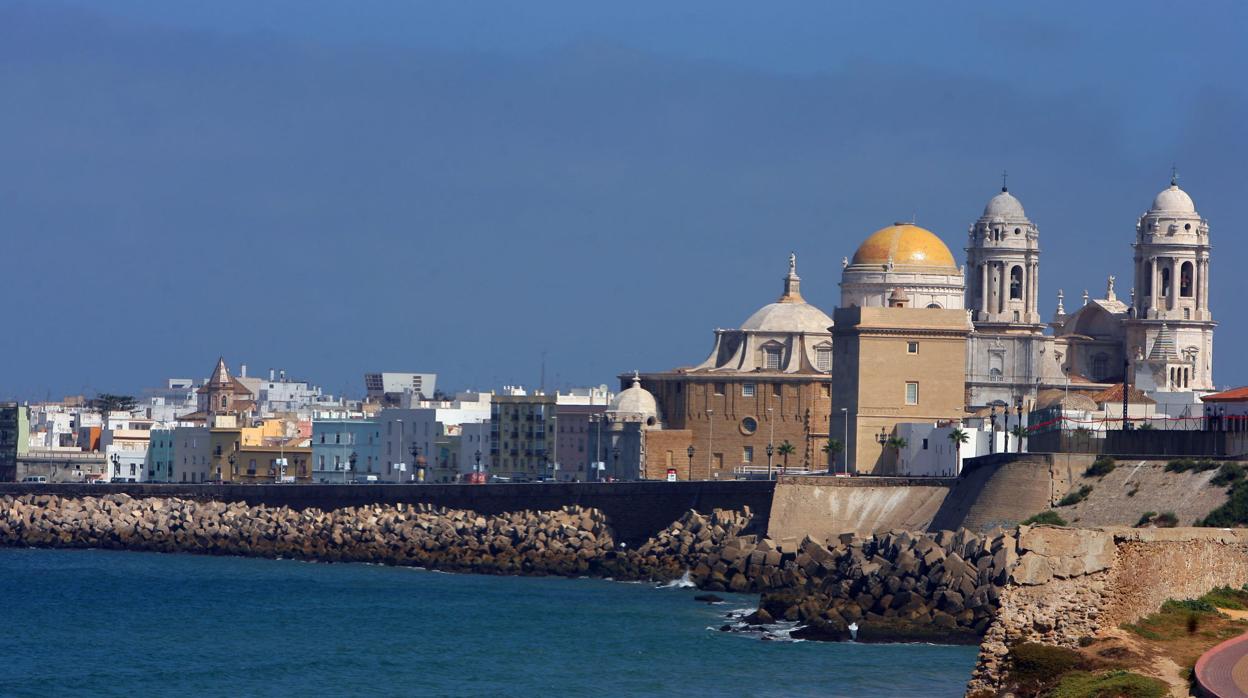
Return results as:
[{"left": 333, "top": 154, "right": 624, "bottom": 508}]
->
[
  {"left": 208, "top": 421, "right": 312, "bottom": 483},
  {"left": 831, "top": 224, "right": 971, "bottom": 475}
]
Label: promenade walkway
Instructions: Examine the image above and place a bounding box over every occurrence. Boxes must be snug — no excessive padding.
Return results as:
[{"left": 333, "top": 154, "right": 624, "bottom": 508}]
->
[{"left": 1196, "top": 631, "right": 1248, "bottom": 697}]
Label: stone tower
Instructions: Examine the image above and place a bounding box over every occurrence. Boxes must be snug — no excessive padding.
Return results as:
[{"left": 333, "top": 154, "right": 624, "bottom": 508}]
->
[
  {"left": 965, "top": 182, "right": 1043, "bottom": 331},
  {"left": 1127, "top": 173, "right": 1215, "bottom": 391}
]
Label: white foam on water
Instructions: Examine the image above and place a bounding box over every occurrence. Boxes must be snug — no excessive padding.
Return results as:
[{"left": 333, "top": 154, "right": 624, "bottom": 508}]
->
[{"left": 657, "top": 569, "right": 696, "bottom": 588}]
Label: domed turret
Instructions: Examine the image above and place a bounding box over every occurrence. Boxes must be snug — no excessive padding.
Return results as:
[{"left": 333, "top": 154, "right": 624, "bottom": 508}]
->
[
  {"left": 850, "top": 223, "right": 958, "bottom": 269},
  {"left": 739, "top": 253, "right": 833, "bottom": 333},
  {"left": 1150, "top": 180, "right": 1197, "bottom": 214},
  {"left": 965, "top": 182, "right": 1041, "bottom": 328},
  {"left": 841, "top": 223, "right": 965, "bottom": 309},
  {"left": 609, "top": 371, "right": 658, "bottom": 425},
  {"left": 984, "top": 189, "right": 1026, "bottom": 218}
]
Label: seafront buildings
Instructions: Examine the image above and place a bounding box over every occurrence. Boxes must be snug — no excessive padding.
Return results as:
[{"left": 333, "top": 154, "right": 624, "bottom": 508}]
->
[{"left": 0, "top": 176, "right": 1234, "bottom": 484}]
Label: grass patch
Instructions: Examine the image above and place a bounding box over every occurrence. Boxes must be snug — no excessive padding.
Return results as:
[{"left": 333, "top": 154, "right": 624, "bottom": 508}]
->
[
  {"left": 1166, "top": 458, "right": 1221, "bottom": 473},
  {"left": 1084, "top": 457, "right": 1116, "bottom": 478},
  {"left": 1153, "top": 511, "right": 1178, "bottom": 528},
  {"left": 1135, "top": 512, "right": 1157, "bottom": 527},
  {"left": 1058, "top": 485, "right": 1093, "bottom": 507},
  {"left": 1021, "top": 510, "right": 1068, "bottom": 526},
  {"left": 1048, "top": 670, "right": 1168, "bottom": 698},
  {"left": 1006, "top": 642, "right": 1082, "bottom": 695},
  {"left": 1210, "top": 462, "right": 1246, "bottom": 488},
  {"left": 1198, "top": 586, "right": 1248, "bottom": 611}
]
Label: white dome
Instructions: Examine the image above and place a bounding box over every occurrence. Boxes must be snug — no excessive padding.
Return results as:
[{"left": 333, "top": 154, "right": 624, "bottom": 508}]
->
[
  {"left": 740, "top": 301, "right": 833, "bottom": 334},
  {"left": 1151, "top": 184, "right": 1196, "bottom": 214},
  {"left": 984, "top": 189, "right": 1026, "bottom": 218},
  {"left": 610, "top": 374, "right": 657, "bottom": 420}
]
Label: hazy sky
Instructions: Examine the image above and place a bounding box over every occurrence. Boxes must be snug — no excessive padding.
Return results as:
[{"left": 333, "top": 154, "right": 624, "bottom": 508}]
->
[{"left": 3, "top": 1, "right": 1247, "bottom": 399}]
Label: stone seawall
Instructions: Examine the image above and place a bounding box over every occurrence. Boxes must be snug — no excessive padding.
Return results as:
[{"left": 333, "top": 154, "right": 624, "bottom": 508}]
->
[{"left": 967, "top": 526, "right": 1248, "bottom": 695}]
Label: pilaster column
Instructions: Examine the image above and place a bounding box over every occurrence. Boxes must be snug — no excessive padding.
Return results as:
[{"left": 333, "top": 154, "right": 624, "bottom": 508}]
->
[
  {"left": 980, "top": 262, "right": 989, "bottom": 315},
  {"left": 1168, "top": 257, "right": 1178, "bottom": 311}
]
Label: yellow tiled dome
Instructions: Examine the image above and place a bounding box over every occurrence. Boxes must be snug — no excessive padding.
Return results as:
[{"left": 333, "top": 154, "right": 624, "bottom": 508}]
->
[{"left": 850, "top": 223, "right": 957, "bottom": 268}]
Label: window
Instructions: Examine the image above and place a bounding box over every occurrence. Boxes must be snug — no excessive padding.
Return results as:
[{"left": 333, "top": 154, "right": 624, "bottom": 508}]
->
[
  {"left": 905, "top": 382, "right": 919, "bottom": 405},
  {"left": 713, "top": 383, "right": 726, "bottom": 396},
  {"left": 815, "top": 345, "right": 833, "bottom": 371},
  {"left": 821, "top": 384, "right": 830, "bottom": 398},
  {"left": 742, "top": 446, "right": 753, "bottom": 464},
  {"left": 907, "top": 342, "right": 919, "bottom": 354},
  {"left": 763, "top": 345, "right": 782, "bottom": 370},
  {"left": 1092, "top": 353, "right": 1109, "bottom": 381},
  {"left": 742, "top": 383, "right": 755, "bottom": 398},
  {"left": 989, "top": 367, "right": 1003, "bottom": 382},
  {"left": 922, "top": 439, "right": 928, "bottom": 450},
  {"left": 741, "top": 417, "right": 758, "bottom": 435},
  {"left": 1184, "top": 308, "right": 1191, "bottom": 320},
  {"left": 1009, "top": 266, "right": 1023, "bottom": 300},
  {"left": 1180, "top": 261, "right": 1193, "bottom": 297},
  {"left": 1160, "top": 267, "right": 1171, "bottom": 297}
]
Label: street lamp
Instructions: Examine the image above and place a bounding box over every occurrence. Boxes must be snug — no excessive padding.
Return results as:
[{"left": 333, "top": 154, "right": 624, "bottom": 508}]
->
[
  {"left": 474, "top": 449, "right": 482, "bottom": 475},
  {"left": 347, "top": 451, "right": 357, "bottom": 485},
  {"left": 410, "top": 443, "right": 421, "bottom": 483},
  {"left": 706, "top": 408, "right": 715, "bottom": 479},
  {"left": 110, "top": 453, "right": 120, "bottom": 482},
  {"left": 613, "top": 446, "right": 621, "bottom": 481},
  {"left": 766, "top": 442, "right": 774, "bottom": 480},
  {"left": 989, "top": 406, "right": 997, "bottom": 455},
  {"left": 686, "top": 444, "right": 695, "bottom": 481},
  {"left": 1003, "top": 404, "right": 1012, "bottom": 453},
  {"left": 1015, "top": 397, "right": 1025, "bottom": 453}
]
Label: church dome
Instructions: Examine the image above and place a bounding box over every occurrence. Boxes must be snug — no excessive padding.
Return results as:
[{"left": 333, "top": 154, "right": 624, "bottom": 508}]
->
[
  {"left": 610, "top": 373, "right": 657, "bottom": 420},
  {"left": 740, "top": 253, "right": 833, "bottom": 333},
  {"left": 1151, "top": 183, "right": 1196, "bottom": 214},
  {"left": 741, "top": 301, "right": 833, "bottom": 333},
  {"left": 850, "top": 223, "right": 957, "bottom": 269},
  {"left": 984, "top": 189, "right": 1026, "bottom": 218}
]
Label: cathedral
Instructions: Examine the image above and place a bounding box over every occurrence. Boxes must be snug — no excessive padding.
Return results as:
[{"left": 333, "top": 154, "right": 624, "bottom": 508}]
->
[{"left": 617, "top": 174, "right": 1215, "bottom": 476}]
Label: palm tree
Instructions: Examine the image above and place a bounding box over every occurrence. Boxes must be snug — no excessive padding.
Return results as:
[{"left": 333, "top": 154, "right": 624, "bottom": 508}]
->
[
  {"left": 1010, "top": 425, "right": 1027, "bottom": 453},
  {"left": 885, "top": 436, "right": 908, "bottom": 471},
  {"left": 776, "top": 441, "right": 796, "bottom": 474},
  {"left": 822, "top": 438, "right": 845, "bottom": 474},
  {"left": 947, "top": 428, "right": 969, "bottom": 475}
]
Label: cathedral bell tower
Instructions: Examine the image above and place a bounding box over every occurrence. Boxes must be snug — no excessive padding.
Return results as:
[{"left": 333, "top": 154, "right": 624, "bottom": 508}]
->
[
  {"left": 965, "top": 180, "right": 1043, "bottom": 332},
  {"left": 1128, "top": 172, "right": 1215, "bottom": 391}
]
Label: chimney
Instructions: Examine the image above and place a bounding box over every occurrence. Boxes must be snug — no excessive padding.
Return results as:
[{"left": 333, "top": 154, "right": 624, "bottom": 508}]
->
[
  {"left": 240, "top": 364, "right": 247, "bottom": 378},
  {"left": 269, "top": 369, "right": 276, "bottom": 381}
]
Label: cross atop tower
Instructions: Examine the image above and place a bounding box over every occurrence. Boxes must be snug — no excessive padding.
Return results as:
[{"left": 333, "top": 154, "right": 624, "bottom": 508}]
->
[
  {"left": 1170, "top": 165, "right": 1179, "bottom": 187},
  {"left": 1001, "top": 170, "right": 1008, "bottom": 192}
]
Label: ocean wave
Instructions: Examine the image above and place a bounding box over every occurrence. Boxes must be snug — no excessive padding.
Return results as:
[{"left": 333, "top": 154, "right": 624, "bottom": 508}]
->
[{"left": 657, "top": 569, "right": 695, "bottom": 588}]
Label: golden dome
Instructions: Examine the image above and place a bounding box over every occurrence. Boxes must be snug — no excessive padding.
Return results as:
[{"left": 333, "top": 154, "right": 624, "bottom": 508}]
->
[{"left": 850, "top": 223, "right": 957, "bottom": 268}]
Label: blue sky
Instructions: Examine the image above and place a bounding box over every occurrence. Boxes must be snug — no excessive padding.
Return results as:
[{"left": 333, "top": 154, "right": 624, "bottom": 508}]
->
[{"left": 2, "top": 1, "right": 1246, "bottom": 399}]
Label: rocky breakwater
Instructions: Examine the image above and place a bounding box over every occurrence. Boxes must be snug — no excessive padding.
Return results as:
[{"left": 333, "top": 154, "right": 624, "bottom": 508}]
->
[
  {"left": 0, "top": 493, "right": 623, "bottom": 576},
  {"left": 748, "top": 528, "right": 1019, "bottom": 644}
]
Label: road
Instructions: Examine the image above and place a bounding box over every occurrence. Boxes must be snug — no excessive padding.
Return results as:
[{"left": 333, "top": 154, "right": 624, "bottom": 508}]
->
[{"left": 1196, "top": 632, "right": 1248, "bottom": 698}]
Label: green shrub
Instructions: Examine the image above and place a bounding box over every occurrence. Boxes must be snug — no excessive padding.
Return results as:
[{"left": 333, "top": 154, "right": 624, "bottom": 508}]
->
[
  {"left": 1153, "top": 511, "right": 1179, "bottom": 528},
  {"left": 1084, "top": 457, "right": 1117, "bottom": 478},
  {"left": 1059, "top": 485, "right": 1094, "bottom": 507},
  {"left": 1199, "top": 480, "right": 1248, "bottom": 527},
  {"left": 1021, "top": 510, "right": 1068, "bottom": 526},
  {"left": 1007, "top": 642, "right": 1083, "bottom": 693},
  {"left": 1210, "top": 462, "right": 1246, "bottom": 487},
  {"left": 1049, "top": 670, "right": 1168, "bottom": 698},
  {"left": 1198, "top": 586, "right": 1248, "bottom": 610},
  {"left": 1166, "top": 458, "right": 1196, "bottom": 473},
  {"left": 1135, "top": 512, "right": 1157, "bottom": 527},
  {"left": 1163, "top": 598, "right": 1217, "bottom": 614}
]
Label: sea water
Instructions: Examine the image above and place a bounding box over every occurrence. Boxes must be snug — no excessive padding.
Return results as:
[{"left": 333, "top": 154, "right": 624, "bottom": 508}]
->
[{"left": 0, "top": 549, "right": 977, "bottom": 697}]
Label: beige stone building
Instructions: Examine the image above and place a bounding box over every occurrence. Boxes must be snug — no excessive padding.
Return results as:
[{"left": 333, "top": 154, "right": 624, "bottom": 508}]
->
[
  {"left": 831, "top": 224, "right": 971, "bottom": 475},
  {"left": 631, "top": 255, "right": 836, "bottom": 479}
]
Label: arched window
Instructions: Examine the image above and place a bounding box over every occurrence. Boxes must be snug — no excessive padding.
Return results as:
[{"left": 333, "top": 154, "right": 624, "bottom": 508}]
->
[
  {"left": 1092, "top": 353, "right": 1109, "bottom": 381},
  {"left": 220, "top": 395, "right": 228, "bottom": 409},
  {"left": 926, "top": 302, "right": 942, "bottom": 309},
  {"left": 1009, "top": 266, "right": 1023, "bottom": 300},
  {"left": 1180, "top": 261, "right": 1193, "bottom": 297},
  {"left": 989, "top": 367, "right": 1003, "bottom": 382},
  {"left": 814, "top": 344, "right": 833, "bottom": 372},
  {"left": 1160, "top": 267, "right": 1171, "bottom": 297}
]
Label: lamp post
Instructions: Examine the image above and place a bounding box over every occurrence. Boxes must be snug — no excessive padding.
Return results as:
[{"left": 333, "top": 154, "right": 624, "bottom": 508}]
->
[
  {"left": 474, "top": 449, "right": 482, "bottom": 475},
  {"left": 706, "top": 408, "right": 714, "bottom": 479},
  {"left": 410, "top": 443, "right": 421, "bottom": 483},
  {"left": 1003, "top": 405, "right": 1011, "bottom": 453},
  {"left": 227, "top": 454, "right": 235, "bottom": 483},
  {"left": 989, "top": 406, "right": 997, "bottom": 455},
  {"left": 591, "top": 414, "right": 603, "bottom": 482},
  {"left": 765, "top": 443, "right": 774, "bottom": 480},
  {"left": 110, "top": 453, "right": 120, "bottom": 482},
  {"left": 686, "top": 445, "right": 695, "bottom": 482},
  {"left": 1015, "top": 397, "right": 1025, "bottom": 453},
  {"left": 613, "top": 446, "right": 621, "bottom": 481},
  {"left": 347, "top": 451, "right": 356, "bottom": 485}
]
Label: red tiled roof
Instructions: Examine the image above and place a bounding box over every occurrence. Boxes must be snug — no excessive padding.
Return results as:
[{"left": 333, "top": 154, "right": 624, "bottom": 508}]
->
[
  {"left": 1089, "top": 383, "right": 1155, "bottom": 405},
  {"left": 1202, "top": 387, "right": 1248, "bottom": 403}
]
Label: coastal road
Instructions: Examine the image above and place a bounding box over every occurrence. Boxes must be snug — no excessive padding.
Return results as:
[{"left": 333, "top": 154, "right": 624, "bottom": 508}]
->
[{"left": 1196, "top": 632, "right": 1248, "bottom": 697}]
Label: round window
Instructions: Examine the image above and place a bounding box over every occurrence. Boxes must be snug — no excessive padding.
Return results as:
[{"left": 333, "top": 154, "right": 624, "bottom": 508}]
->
[
  {"left": 1185, "top": 223, "right": 1192, "bottom": 231},
  {"left": 741, "top": 417, "right": 758, "bottom": 435}
]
